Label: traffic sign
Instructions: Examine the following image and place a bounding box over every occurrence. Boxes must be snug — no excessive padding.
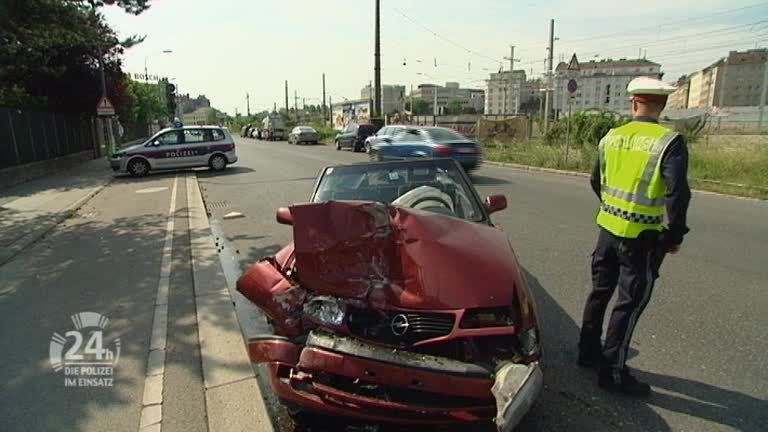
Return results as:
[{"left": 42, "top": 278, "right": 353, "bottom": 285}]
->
[
  {"left": 567, "top": 79, "right": 578, "bottom": 94},
  {"left": 567, "top": 53, "right": 580, "bottom": 71},
  {"left": 96, "top": 96, "right": 115, "bottom": 116}
]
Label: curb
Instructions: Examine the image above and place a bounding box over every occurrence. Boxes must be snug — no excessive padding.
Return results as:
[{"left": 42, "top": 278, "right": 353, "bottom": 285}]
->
[
  {"left": 0, "top": 179, "right": 111, "bottom": 267},
  {"left": 483, "top": 160, "right": 590, "bottom": 178},
  {"left": 482, "top": 160, "right": 766, "bottom": 202},
  {"left": 187, "top": 173, "right": 275, "bottom": 432}
]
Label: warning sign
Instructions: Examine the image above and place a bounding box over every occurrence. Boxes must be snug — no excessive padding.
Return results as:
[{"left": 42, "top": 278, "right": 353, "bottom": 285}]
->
[
  {"left": 96, "top": 96, "right": 115, "bottom": 116},
  {"left": 566, "top": 53, "right": 580, "bottom": 72}
]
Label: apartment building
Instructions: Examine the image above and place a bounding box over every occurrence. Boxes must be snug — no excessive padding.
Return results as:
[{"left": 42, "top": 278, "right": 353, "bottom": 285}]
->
[
  {"left": 485, "top": 70, "right": 527, "bottom": 114},
  {"left": 553, "top": 58, "right": 662, "bottom": 114},
  {"left": 410, "top": 82, "right": 485, "bottom": 114}
]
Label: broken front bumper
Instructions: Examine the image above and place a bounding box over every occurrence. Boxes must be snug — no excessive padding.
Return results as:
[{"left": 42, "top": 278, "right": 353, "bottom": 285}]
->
[{"left": 248, "top": 331, "right": 542, "bottom": 426}]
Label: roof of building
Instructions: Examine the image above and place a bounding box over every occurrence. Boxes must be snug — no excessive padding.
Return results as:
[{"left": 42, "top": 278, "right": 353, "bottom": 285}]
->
[{"left": 555, "top": 58, "right": 660, "bottom": 71}]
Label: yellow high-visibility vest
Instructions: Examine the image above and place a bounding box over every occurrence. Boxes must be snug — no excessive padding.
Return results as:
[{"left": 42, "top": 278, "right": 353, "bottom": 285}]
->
[{"left": 596, "top": 121, "right": 679, "bottom": 238}]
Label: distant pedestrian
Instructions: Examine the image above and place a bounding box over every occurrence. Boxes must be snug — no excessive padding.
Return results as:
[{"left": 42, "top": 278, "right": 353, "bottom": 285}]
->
[{"left": 578, "top": 76, "right": 691, "bottom": 396}]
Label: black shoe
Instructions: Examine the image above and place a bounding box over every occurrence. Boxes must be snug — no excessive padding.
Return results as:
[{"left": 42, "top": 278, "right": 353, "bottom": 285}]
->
[
  {"left": 598, "top": 370, "right": 651, "bottom": 397},
  {"left": 577, "top": 351, "right": 605, "bottom": 368}
]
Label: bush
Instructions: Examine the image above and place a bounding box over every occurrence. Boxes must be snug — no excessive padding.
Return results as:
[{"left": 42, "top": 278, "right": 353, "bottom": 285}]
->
[{"left": 544, "top": 111, "right": 630, "bottom": 147}]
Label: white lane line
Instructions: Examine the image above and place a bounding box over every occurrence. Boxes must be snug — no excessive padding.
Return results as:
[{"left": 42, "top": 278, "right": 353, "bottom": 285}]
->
[{"left": 139, "top": 174, "right": 179, "bottom": 431}]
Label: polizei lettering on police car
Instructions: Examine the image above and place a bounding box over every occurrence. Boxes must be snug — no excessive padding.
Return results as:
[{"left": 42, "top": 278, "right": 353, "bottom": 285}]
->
[{"left": 164, "top": 149, "right": 197, "bottom": 158}]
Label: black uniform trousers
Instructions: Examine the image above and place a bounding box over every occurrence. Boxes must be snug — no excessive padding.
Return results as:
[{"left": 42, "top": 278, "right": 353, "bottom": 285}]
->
[{"left": 579, "top": 228, "right": 665, "bottom": 381}]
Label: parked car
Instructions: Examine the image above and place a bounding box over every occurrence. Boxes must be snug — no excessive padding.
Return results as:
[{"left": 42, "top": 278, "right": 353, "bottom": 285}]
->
[
  {"left": 236, "top": 158, "right": 542, "bottom": 429},
  {"left": 109, "top": 126, "right": 237, "bottom": 176},
  {"left": 370, "top": 126, "right": 482, "bottom": 172},
  {"left": 363, "top": 124, "right": 407, "bottom": 153},
  {"left": 288, "top": 126, "right": 319, "bottom": 145},
  {"left": 261, "top": 113, "right": 287, "bottom": 141},
  {"left": 240, "top": 124, "right": 252, "bottom": 137},
  {"left": 334, "top": 123, "right": 379, "bottom": 152}
]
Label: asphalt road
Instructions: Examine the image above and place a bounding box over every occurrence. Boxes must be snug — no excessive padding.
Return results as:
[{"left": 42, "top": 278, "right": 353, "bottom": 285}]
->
[{"left": 199, "top": 136, "right": 768, "bottom": 432}]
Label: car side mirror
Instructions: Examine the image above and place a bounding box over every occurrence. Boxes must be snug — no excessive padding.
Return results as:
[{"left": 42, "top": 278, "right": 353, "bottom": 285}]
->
[
  {"left": 484, "top": 194, "right": 507, "bottom": 214},
  {"left": 382, "top": 137, "right": 392, "bottom": 143},
  {"left": 276, "top": 207, "right": 293, "bottom": 225},
  {"left": 152, "top": 140, "right": 161, "bottom": 146}
]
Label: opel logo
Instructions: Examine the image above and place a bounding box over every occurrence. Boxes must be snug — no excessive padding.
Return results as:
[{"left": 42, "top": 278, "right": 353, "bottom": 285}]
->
[{"left": 391, "top": 314, "right": 410, "bottom": 336}]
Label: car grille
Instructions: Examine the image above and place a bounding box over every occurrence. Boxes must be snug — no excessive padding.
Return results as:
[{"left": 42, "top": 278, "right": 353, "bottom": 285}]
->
[{"left": 346, "top": 307, "right": 455, "bottom": 346}]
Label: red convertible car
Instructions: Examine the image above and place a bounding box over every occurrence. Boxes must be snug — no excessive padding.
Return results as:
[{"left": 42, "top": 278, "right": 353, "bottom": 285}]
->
[{"left": 236, "top": 159, "right": 542, "bottom": 430}]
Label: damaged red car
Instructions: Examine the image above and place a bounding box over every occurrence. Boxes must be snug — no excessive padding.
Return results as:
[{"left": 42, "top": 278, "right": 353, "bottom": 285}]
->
[{"left": 236, "top": 158, "right": 543, "bottom": 430}]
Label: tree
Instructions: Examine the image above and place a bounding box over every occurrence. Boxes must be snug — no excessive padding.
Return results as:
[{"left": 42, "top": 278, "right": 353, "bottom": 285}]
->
[
  {"left": 125, "top": 79, "right": 165, "bottom": 123},
  {"left": 73, "top": 0, "right": 151, "bottom": 15},
  {"left": 411, "top": 99, "right": 430, "bottom": 115},
  {"left": 444, "top": 99, "right": 464, "bottom": 115},
  {"left": 0, "top": 0, "right": 149, "bottom": 112}
]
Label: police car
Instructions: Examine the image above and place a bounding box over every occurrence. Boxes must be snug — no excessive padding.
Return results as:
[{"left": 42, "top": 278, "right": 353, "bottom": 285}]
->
[{"left": 110, "top": 125, "right": 238, "bottom": 176}]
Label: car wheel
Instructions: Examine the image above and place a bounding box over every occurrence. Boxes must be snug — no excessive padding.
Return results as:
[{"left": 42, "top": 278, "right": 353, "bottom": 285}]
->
[
  {"left": 335, "top": 140, "right": 341, "bottom": 150},
  {"left": 209, "top": 154, "right": 227, "bottom": 171},
  {"left": 127, "top": 158, "right": 150, "bottom": 177}
]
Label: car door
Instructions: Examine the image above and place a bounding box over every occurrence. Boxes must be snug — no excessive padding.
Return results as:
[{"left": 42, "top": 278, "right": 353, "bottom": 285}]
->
[
  {"left": 149, "top": 130, "right": 185, "bottom": 169},
  {"left": 390, "top": 129, "right": 430, "bottom": 159},
  {"left": 183, "top": 128, "right": 214, "bottom": 167},
  {"left": 342, "top": 124, "right": 358, "bottom": 147}
]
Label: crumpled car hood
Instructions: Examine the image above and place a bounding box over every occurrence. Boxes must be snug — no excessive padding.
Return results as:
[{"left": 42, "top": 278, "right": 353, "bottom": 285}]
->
[{"left": 290, "top": 200, "right": 520, "bottom": 310}]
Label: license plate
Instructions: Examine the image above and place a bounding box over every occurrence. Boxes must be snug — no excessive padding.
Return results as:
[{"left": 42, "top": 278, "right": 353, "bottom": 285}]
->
[{"left": 455, "top": 148, "right": 475, "bottom": 153}]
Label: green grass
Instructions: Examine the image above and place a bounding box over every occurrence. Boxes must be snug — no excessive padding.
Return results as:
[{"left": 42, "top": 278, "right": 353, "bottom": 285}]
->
[{"left": 484, "top": 137, "right": 768, "bottom": 199}]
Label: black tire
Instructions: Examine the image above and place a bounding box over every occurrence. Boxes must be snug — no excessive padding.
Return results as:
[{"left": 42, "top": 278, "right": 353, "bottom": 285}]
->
[
  {"left": 127, "top": 158, "right": 150, "bottom": 177},
  {"left": 209, "top": 154, "right": 227, "bottom": 171},
  {"left": 353, "top": 142, "right": 362, "bottom": 153},
  {"left": 335, "top": 140, "right": 341, "bottom": 150}
]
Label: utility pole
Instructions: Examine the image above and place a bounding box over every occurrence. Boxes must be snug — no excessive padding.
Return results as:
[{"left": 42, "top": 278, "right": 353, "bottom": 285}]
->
[
  {"left": 246, "top": 93, "right": 250, "bottom": 116},
  {"left": 758, "top": 56, "right": 768, "bottom": 132},
  {"left": 322, "top": 73, "right": 327, "bottom": 120},
  {"left": 329, "top": 96, "right": 333, "bottom": 125},
  {"left": 544, "top": 19, "right": 555, "bottom": 132},
  {"left": 303, "top": 97, "right": 306, "bottom": 110},
  {"left": 410, "top": 84, "right": 414, "bottom": 116},
  {"left": 284, "top": 80, "right": 289, "bottom": 114},
  {"left": 369, "top": 80, "right": 373, "bottom": 112},
  {"left": 374, "top": 0, "right": 382, "bottom": 118},
  {"left": 504, "top": 45, "right": 521, "bottom": 115},
  {"left": 294, "top": 90, "right": 298, "bottom": 112}
]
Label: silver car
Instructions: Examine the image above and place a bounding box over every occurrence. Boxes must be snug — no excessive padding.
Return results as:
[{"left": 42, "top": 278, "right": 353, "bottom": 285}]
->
[
  {"left": 364, "top": 124, "right": 407, "bottom": 153},
  {"left": 288, "top": 126, "right": 319, "bottom": 145},
  {"left": 110, "top": 126, "right": 238, "bottom": 176}
]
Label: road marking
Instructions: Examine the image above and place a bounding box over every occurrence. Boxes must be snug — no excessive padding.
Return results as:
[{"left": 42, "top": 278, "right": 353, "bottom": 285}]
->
[
  {"left": 139, "top": 174, "right": 178, "bottom": 431},
  {"left": 136, "top": 187, "right": 169, "bottom": 194}
]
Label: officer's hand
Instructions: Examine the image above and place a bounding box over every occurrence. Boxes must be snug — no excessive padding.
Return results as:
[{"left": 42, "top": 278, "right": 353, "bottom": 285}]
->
[{"left": 668, "top": 244, "right": 681, "bottom": 254}]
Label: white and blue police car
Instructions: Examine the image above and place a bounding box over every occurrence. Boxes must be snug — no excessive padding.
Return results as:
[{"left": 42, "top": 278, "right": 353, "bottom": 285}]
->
[{"left": 110, "top": 125, "right": 238, "bottom": 177}]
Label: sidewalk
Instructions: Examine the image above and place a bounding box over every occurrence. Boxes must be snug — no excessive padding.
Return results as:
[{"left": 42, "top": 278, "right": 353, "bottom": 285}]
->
[{"left": 0, "top": 158, "right": 113, "bottom": 265}]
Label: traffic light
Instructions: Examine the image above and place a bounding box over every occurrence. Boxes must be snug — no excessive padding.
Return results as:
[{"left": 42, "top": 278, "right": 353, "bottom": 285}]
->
[{"left": 165, "top": 82, "right": 177, "bottom": 116}]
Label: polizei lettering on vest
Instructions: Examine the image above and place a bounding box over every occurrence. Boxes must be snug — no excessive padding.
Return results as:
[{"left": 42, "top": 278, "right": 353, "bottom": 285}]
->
[{"left": 601, "top": 135, "right": 656, "bottom": 152}]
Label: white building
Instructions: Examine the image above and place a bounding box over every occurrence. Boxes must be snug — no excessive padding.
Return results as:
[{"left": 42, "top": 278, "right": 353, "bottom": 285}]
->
[
  {"left": 553, "top": 58, "right": 662, "bottom": 115},
  {"left": 410, "top": 82, "right": 485, "bottom": 114},
  {"left": 485, "top": 70, "right": 527, "bottom": 115},
  {"left": 361, "top": 84, "right": 406, "bottom": 115}
]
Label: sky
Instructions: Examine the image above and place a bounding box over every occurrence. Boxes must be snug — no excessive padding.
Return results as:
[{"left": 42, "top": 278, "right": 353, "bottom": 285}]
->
[{"left": 103, "top": 0, "right": 768, "bottom": 115}]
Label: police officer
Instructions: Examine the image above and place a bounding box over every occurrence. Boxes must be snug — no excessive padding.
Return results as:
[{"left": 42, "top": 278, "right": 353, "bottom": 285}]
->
[{"left": 578, "top": 76, "right": 691, "bottom": 396}]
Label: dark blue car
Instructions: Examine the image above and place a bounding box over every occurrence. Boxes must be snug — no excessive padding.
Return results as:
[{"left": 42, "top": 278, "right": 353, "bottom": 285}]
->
[{"left": 370, "top": 126, "right": 481, "bottom": 172}]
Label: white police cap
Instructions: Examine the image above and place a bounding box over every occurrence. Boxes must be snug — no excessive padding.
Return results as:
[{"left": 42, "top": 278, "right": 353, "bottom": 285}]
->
[{"left": 626, "top": 76, "right": 676, "bottom": 96}]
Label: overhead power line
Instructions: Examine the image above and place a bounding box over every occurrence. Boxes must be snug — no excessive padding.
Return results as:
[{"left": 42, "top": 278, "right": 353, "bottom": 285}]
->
[{"left": 391, "top": 7, "right": 503, "bottom": 65}]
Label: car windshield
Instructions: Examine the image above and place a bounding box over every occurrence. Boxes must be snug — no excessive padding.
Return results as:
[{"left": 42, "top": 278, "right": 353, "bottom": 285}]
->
[
  {"left": 313, "top": 160, "right": 485, "bottom": 222},
  {"left": 425, "top": 128, "right": 467, "bottom": 142}
]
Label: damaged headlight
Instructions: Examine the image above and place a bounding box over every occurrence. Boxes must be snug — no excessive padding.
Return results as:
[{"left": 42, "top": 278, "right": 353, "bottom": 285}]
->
[
  {"left": 460, "top": 307, "right": 515, "bottom": 328},
  {"left": 302, "top": 296, "right": 346, "bottom": 326},
  {"left": 519, "top": 327, "right": 539, "bottom": 357}
]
